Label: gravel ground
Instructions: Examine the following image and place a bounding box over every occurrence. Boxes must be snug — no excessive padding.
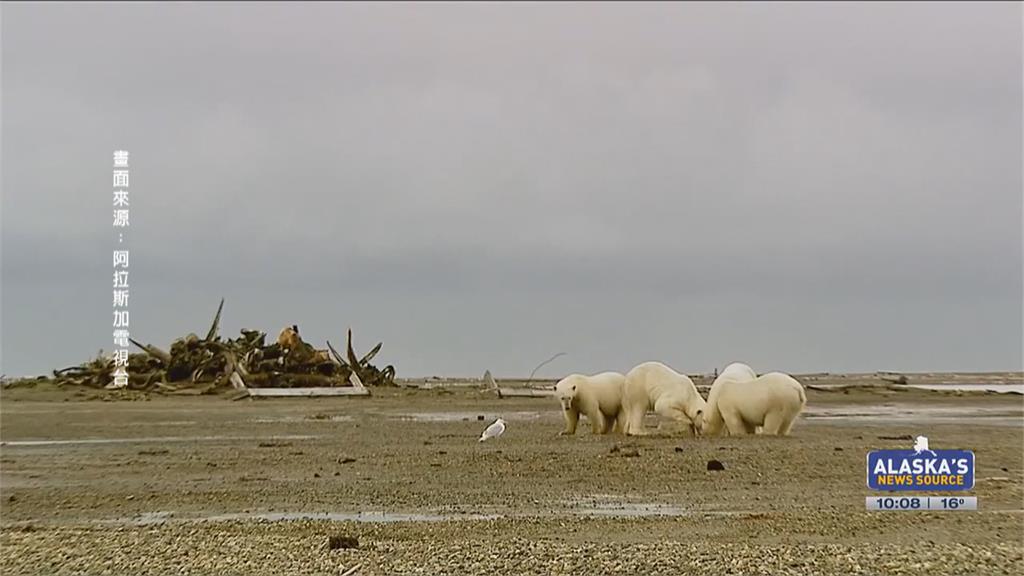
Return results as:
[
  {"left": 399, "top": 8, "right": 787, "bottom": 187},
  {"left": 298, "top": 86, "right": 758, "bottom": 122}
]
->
[
  {"left": 1, "top": 382, "right": 1022, "bottom": 575},
  {"left": 2, "top": 517, "right": 1022, "bottom": 576}
]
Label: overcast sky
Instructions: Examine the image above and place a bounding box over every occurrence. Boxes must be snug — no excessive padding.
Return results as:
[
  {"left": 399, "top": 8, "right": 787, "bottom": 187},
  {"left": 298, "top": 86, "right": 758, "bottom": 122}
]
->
[{"left": 2, "top": 2, "right": 1021, "bottom": 378}]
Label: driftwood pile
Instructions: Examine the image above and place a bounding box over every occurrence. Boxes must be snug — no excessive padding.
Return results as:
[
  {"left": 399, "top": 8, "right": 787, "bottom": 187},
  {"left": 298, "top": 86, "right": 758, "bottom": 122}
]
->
[{"left": 51, "top": 299, "right": 396, "bottom": 392}]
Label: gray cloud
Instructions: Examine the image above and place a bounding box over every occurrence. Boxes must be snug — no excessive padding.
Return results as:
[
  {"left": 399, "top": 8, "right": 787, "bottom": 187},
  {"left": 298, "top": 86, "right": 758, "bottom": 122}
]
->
[{"left": 2, "top": 2, "right": 1021, "bottom": 377}]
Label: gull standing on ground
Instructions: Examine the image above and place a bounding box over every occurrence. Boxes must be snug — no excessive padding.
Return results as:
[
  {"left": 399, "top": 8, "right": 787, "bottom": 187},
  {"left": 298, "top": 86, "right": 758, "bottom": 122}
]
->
[{"left": 479, "top": 418, "right": 506, "bottom": 442}]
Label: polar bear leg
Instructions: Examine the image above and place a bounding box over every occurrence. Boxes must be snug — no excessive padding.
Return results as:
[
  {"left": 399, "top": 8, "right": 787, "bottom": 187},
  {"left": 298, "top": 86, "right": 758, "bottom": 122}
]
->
[
  {"left": 623, "top": 404, "right": 649, "bottom": 436},
  {"left": 722, "top": 408, "right": 754, "bottom": 436},
  {"left": 612, "top": 413, "right": 625, "bottom": 434},
  {"left": 761, "top": 411, "right": 785, "bottom": 436},
  {"left": 588, "top": 409, "right": 608, "bottom": 435},
  {"left": 777, "top": 411, "right": 798, "bottom": 436},
  {"left": 560, "top": 407, "right": 580, "bottom": 435},
  {"left": 601, "top": 413, "right": 618, "bottom": 434}
]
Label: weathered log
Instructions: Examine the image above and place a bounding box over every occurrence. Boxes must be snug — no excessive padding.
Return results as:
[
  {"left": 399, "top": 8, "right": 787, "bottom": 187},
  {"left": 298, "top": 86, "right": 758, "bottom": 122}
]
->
[
  {"left": 527, "top": 352, "right": 567, "bottom": 383},
  {"left": 346, "top": 329, "right": 361, "bottom": 374},
  {"left": 244, "top": 372, "right": 343, "bottom": 388},
  {"left": 349, "top": 371, "right": 365, "bottom": 390},
  {"left": 326, "top": 340, "right": 350, "bottom": 368},
  {"left": 358, "top": 343, "right": 382, "bottom": 366},
  {"left": 205, "top": 298, "right": 225, "bottom": 342},
  {"left": 129, "top": 338, "right": 172, "bottom": 365},
  {"left": 245, "top": 387, "right": 370, "bottom": 398},
  {"left": 222, "top": 350, "right": 249, "bottom": 377},
  {"left": 47, "top": 300, "right": 395, "bottom": 393}
]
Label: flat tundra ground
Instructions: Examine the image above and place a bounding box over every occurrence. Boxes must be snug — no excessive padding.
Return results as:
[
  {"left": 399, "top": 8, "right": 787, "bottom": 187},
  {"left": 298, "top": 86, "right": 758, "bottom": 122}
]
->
[{"left": 0, "top": 377, "right": 1022, "bottom": 575}]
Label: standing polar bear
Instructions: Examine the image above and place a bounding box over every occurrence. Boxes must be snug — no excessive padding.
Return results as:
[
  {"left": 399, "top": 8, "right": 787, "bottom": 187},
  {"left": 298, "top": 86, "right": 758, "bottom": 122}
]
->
[
  {"left": 621, "top": 362, "right": 707, "bottom": 436},
  {"left": 713, "top": 362, "right": 761, "bottom": 433},
  {"left": 554, "top": 372, "right": 626, "bottom": 435},
  {"left": 704, "top": 372, "right": 806, "bottom": 436}
]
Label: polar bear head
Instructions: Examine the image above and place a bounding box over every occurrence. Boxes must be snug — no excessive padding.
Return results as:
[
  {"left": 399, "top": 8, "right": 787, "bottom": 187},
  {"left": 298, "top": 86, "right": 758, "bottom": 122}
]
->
[
  {"left": 554, "top": 376, "right": 580, "bottom": 413},
  {"left": 690, "top": 407, "right": 705, "bottom": 436},
  {"left": 278, "top": 325, "right": 301, "bottom": 349},
  {"left": 677, "top": 400, "right": 706, "bottom": 436},
  {"left": 654, "top": 393, "right": 705, "bottom": 436}
]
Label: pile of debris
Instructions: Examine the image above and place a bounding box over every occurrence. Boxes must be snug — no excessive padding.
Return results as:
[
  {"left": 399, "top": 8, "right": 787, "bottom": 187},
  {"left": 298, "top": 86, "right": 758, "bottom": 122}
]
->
[{"left": 51, "top": 299, "right": 396, "bottom": 392}]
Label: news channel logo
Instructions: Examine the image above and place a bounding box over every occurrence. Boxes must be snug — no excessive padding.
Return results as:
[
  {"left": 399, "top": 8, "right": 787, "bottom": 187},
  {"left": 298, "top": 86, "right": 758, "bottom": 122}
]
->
[{"left": 866, "top": 435, "right": 974, "bottom": 491}]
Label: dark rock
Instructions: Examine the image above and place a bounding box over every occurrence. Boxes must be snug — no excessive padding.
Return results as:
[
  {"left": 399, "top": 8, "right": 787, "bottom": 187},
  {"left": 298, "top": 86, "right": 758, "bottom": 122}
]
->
[
  {"left": 674, "top": 447, "right": 684, "bottom": 453},
  {"left": 327, "top": 535, "right": 358, "bottom": 550},
  {"left": 834, "top": 447, "right": 843, "bottom": 451},
  {"left": 707, "top": 459, "right": 725, "bottom": 471},
  {"left": 338, "top": 457, "right": 357, "bottom": 464},
  {"left": 610, "top": 444, "right": 640, "bottom": 457},
  {"left": 313, "top": 473, "right": 320, "bottom": 478},
  {"left": 477, "top": 415, "right": 485, "bottom": 421},
  {"left": 877, "top": 435, "right": 913, "bottom": 441}
]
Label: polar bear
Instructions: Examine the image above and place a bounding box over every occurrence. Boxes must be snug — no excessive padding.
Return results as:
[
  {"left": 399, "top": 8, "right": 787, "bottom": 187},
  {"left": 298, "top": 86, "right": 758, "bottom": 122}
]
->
[
  {"left": 621, "top": 362, "right": 707, "bottom": 436},
  {"left": 716, "top": 362, "right": 757, "bottom": 384},
  {"left": 278, "top": 325, "right": 302, "bottom": 349},
  {"left": 277, "top": 325, "right": 331, "bottom": 363},
  {"left": 554, "top": 372, "right": 627, "bottom": 435},
  {"left": 703, "top": 372, "right": 806, "bottom": 436},
  {"left": 713, "top": 362, "right": 760, "bottom": 432}
]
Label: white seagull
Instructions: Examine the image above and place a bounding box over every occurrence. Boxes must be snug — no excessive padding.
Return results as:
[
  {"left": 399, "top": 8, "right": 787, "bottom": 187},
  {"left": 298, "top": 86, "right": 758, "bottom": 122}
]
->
[{"left": 479, "top": 418, "right": 506, "bottom": 442}]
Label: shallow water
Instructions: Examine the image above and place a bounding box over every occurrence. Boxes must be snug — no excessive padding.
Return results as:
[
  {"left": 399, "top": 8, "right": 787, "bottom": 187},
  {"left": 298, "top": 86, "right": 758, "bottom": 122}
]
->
[
  {"left": 561, "top": 495, "right": 755, "bottom": 518},
  {"left": 251, "top": 415, "right": 354, "bottom": 423},
  {"left": 100, "top": 510, "right": 502, "bottom": 526},
  {"left": 99, "top": 504, "right": 744, "bottom": 526},
  {"left": 807, "top": 383, "right": 1022, "bottom": 394},
  {"left": 0, "top": 434, "right": 321, "bottom": 447},
  {"left": 389, "top": 411, "right": 543, "bottom": 423},
  {"left": 907, "top": 383, "right": 1023, "bottom": 394},
  {"left": 203, "top": 511, "right": 502, "bottom": 523},
  {"left": 803, "top": 405, "right": 1022, "bottom": 427},
  {"left": 68, "top": 420, "right": 199, "bottom": 427}
]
